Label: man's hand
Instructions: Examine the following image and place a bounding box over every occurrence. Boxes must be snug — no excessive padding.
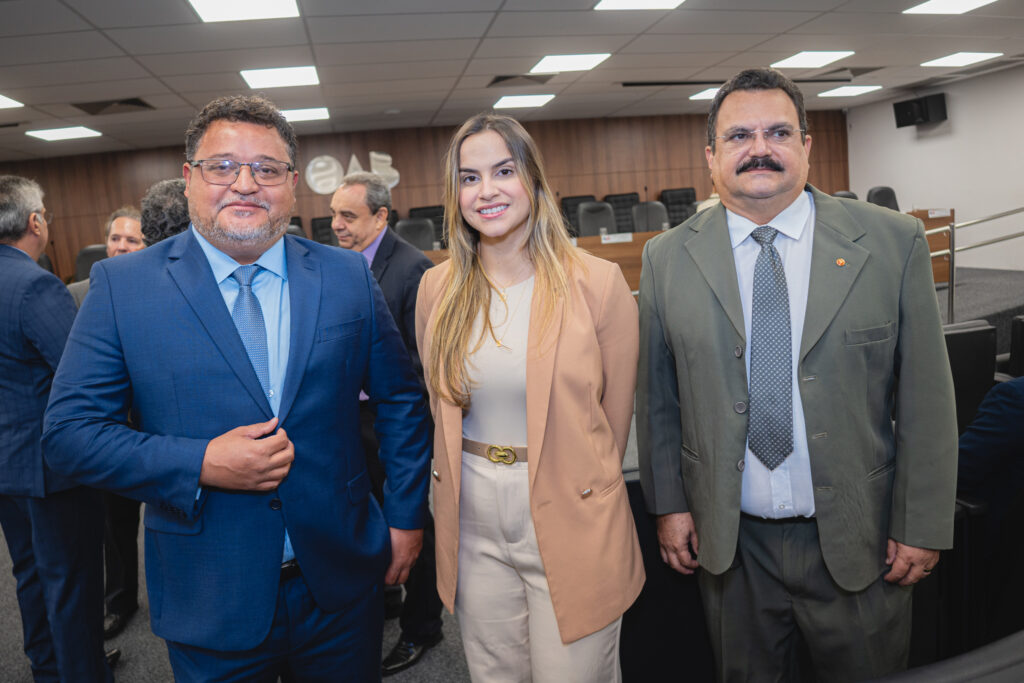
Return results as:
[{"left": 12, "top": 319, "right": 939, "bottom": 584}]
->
[
  {"left": 657, "top": 512, "right": 700, "bottom": 575},
  {"left": 199, "top": 417, "right": 294, "bottom": 491},
  {"left": 884, "top": 539, "right": 939, "bottom": 586},
  {"left": 385, "top": 527, "right": 423, "bottom": 586}
]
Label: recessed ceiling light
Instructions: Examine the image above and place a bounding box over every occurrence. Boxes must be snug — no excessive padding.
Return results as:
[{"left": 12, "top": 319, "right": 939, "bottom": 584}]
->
[
  {"left": 494, "top": 94, "right": 555, "bottom": 109},
  {"left": 26, "top": 126, "right": 102, "bottom": 141},
  {"left": 922, "top": 51, "right": 1003, "bottom": 67},
  {"left": 771, "top": 51, "right": 855, "bottom": 69},
  {"left": 188, "top": 0, "right": 299, "bottom": 22},
  {"left": 690, "top": 88, "right": 719, "bottom": 100},
  {"left": 903, "top": 0, "right": 996, "bottom": 14},
  {"left": 818, "top": 85, "right": 883, "bottom": 97},
  {"left": 530, "top": 54, "right": 611, "bottom": 74},
  {"left": 281, "top": 107, "right": 329, "bottom": 122},
  {"left": 241, "top": 66, "right": 319, "bottom": 89},
  {"left": 594, "top": 0, "right": 685, "bottom": 9},
  {"left": 0, "top": 94, "right": 24, "bottom": 109}
]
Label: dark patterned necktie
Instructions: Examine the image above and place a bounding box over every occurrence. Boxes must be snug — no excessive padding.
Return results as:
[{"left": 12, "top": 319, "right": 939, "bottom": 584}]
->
[
  {"left": 748, "top": 227, "right": 793, "bottom": 470},
  {"left": 231, "top": 265, "right": 270, "bottom": 397}
]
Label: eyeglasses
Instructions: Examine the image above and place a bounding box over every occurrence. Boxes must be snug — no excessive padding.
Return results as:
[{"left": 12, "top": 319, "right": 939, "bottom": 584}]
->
[
  {"left": 188, "top": 159, "right": 295, "bottom": 186},
  {"left": 35, "top": 209, "right": 53, "bottom": 225},
  {"left": 716, "top": 126, "right": 805, "bottom": 151}
]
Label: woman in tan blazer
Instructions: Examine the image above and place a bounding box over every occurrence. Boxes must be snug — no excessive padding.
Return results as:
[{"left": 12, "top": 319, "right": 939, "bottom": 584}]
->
[{"left": 415, "top": 113, "right": 644, "bottom": 682}]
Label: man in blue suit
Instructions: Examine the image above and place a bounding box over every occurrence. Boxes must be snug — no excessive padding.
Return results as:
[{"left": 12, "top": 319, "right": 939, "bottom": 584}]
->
[
  {"left": 43, "top": 95, "right": 431, "bottom": 681},
  {"left": 0, "top": 175, "right": 113, "bottom": 682}
]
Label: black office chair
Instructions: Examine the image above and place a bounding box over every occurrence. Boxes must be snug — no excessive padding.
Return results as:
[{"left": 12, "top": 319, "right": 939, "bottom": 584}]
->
[
  {"left": 576, "top": 201, "right": 617, "bottom": 237},
  {"left": 387, "top": 208, "right": 399, "bottom": 228},
  {"left": 874, "top": 628, "right": 1024, "bottom": 682},
  {"left": 408, "top": 205, "right": 445, "bottom": 246},
  {"left": 632, "top": 201, "right": 671, "bottom": 232},
  {"left": 943, "top": 320, "right": 997, "bottom": 434},
  {"left": 660, "top": 188, "right": 698, "bottom": 226},
  {"left": 309, "top": 216, "right": 338, "bottom": 246},
  {"left": 36, "top": 252, "right": 55, "bottom": 273},
  {"left": 286, "top": 224, "right": 306, "bottom": 238},
  {"left": 866, "top": 186, "right": 900, "bottom": 212},
  {"left": 603, "top": 192, "right": 639, "bottom": 233},
  {"left": 995, "top": 315, "right": 1024, "bottom": 377},
  {"left": 74, "top": 244, "right": 106, "bottom": 282},
  {"left": 395, "top": 218, "right": 437, "bottom": 251},
  {"left": 833, "top": 190, "right": 858, "bottom": 200},
  {"left": 560, "top": 195, "right": 595, "bottom": 236}
]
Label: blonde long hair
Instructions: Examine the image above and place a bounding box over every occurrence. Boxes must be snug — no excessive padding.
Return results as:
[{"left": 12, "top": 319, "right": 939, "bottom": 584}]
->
[{"left": 428, "top": 113, "right": 579, "bottom": 409}]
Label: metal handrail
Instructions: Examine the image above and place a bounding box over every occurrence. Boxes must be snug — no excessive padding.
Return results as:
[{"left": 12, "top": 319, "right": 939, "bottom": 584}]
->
[{"left": 935, "top": 205, "right": 1024, "bottom": 323}]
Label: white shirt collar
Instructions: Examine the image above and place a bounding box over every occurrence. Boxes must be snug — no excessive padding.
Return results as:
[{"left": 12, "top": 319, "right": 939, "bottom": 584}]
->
[{"left": 726, "top": 190, "right": 812, "bottom": 249}]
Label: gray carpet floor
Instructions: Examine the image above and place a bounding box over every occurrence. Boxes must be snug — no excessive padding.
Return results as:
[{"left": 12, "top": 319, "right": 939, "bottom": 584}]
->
[{"left": 938, "top": 267, "right": 1024, "bottom": 353}]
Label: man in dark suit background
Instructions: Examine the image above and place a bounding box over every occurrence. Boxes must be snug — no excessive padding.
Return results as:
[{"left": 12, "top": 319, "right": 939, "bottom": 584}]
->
[
  {"left": 0, "top": 175, "right": 112, "bottom": 682},
  {"left": 67, "top": 206, "right": 144, "bottom": 307},
  {"left": 330, "top": 172, "right": 444, "bottom": 676},
  {"left": 43, "top": 96, "right": 431, "bottom": 681}
]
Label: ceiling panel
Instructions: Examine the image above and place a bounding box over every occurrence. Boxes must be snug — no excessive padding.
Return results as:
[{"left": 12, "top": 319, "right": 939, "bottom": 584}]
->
[
  {"left": 301, "top": 0, "right": 503, "bottom": 13},
  {"left": 306, "top": 13, "right": 495, "bottom": 43},
  {"left": 313, "top": 39, "right": 479, "bottom": 65},
  {"left": 0, "top": 31, "right": 124, "bottom": 66},
  {"left": 0, "top": 57, "right": 148, "bottom": 89},
  {"left": 105, "top": 19, "right": 308, "bottom": 55},
  {"left": 137, "top": 46, "right": 316, "bottom": 76},
  {"left": 485, "top": 11, "right": 663, "bottom": 37},
  {"left": 649, "top": 10, "right": 821, "bottom": 35},
  {"left": 0, "top": 0, "right": 91, "bottom": 36},
  {"left": 62, "top": 0, "right": 199, "bottom": 28}
]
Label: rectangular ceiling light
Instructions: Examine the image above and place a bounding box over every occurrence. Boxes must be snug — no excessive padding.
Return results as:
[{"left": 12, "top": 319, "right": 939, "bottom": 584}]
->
[
  {"left": 531, "top": 54, "right": 611, "bottom": 74},
  {"left": 903, "top": 0, "right": 996, "bottom": 14},
  {"left": 818, "top": 85, "right": 882, "bottom": 97},
  {"left": 772, "top": 51, "right": 855, "bottom": 69},
  {"left": 922, "top": 51, "right": 1003, "bottom": 67},
  {"left": 690, "top": 88, "right": 719, "bottom": 100},
  {"left": 594, "top": 0, "right": 685, "bottom": 9},
  {"left": 494, "top": 94, "right": 555, "bottom": 109},
  {"left": 0, "top": 94, "right": 24, "bottom": 109},
  {"left": 26, "top": 126, "right": 102, "bottom": 141},
  {"left": 282, "top": 107, "right": 329, "bottom": 122},
  {"left": 188, "top": 0, "right": 299, "bottom": 22},
  {"left": 241, "top": 66, "right": 319, "bottom": 89}
]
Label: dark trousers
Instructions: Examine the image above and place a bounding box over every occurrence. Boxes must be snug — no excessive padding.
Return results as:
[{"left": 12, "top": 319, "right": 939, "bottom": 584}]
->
[
  {"left": 359, "top": 402, "right": 443, "bottom": 643},
  {"left": 0, "top": 487, "right": 112, "bottom": 683},
  {"left": 103, "top": 490, "right": 141, "bottom": 616},
  {"left": 166, "top": 574, "right": 384, "bottom": 683},
  {"left": 698, "top": 515, "right": 912, "bottom": 683}
]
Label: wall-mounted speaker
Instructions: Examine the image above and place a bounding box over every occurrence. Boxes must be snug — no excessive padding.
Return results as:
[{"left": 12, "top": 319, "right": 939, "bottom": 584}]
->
[{"left": 893, "top": 93, "right": 947, "bottom": 128}]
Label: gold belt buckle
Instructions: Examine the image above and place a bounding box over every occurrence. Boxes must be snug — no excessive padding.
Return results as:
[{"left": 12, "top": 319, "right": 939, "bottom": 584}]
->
[{"left": 486, "top": 445, "right": 517, "bottom": 465}]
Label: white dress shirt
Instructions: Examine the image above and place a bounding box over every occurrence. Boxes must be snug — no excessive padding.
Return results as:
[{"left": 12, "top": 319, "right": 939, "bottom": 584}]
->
[{"left": 726, "top": 191, "right": 817, "bottom": 518}]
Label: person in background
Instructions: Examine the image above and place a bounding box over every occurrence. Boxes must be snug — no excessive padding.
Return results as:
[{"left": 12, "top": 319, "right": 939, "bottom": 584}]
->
[
  {"left": 416, "top": 113, "right": 644, "bottom": 682},
  {"left": 140, "top": 178, "right": 190, "bottom": 246},
  {"left": 67, "top": 206, "right": 143, "bottom": 307}
]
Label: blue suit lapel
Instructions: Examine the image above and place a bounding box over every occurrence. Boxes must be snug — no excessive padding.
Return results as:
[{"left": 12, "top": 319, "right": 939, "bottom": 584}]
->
[
  {"left": 166, "top": 232, "right": 273, "bottom": 418},
  {"left": 277, "top": 236, "right": 320, "bottom": 424}
]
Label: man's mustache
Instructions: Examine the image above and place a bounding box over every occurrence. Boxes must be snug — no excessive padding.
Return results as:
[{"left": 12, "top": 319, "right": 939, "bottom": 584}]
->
[
  {"left": 737, "top": 157, "right": 784, "bottom": 173},
  {"left": 218, "top": 196, "right": 270, "bottom": 211}
]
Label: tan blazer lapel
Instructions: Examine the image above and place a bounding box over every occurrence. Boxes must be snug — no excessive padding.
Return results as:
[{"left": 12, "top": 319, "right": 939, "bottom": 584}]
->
[
  {"left": 525, "top": 285, "right": 564, "bottom": 492},
  {"left": 685, "top": 207, "right": 746, "bottom": 341},
  {"left": 800, "top": 190, "right": 869, "bottom": 360}
]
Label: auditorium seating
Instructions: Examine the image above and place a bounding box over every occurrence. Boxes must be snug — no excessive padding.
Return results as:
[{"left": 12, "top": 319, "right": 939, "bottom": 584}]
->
[
  {"left": 866, "top": 186, "right": 900, "bottom": 211},
  {"left": 833, "top": 190, "right": 858, "bottom": 199},
  {"left": 395, "top": 218, "right": 436, "bottom": 251},
  {"left": 943, "top": 320, "right": 996, "bottom": 434},
  {"left": 408, "top": 205, "right": 445, "bottom": 245},
  {"left": 877, "top": 628, "right": 1024, "bottom": 682},
  {"left": 603, "top": 192, "right": 640, "bottom": 233},
  {"left": 577, "top": 201, "right": 617, "bottom": 237},
  {"left": 309, "top": 216, "right": 337, "bottom": 246},
  {"left": 660, "top": 187, "right": 698, "bottom": 226},
  {"left": 560, "top": 195, "right": 595, "bottom": 236},
  {"left": 632, "top": 201, "right": 670, "bottom": 232},
  {"left": 74, "top": 244, "right": 106, "bottom": 282},
  {"left": 995, "top": 315, "right": 1024, "bottom": 377}
]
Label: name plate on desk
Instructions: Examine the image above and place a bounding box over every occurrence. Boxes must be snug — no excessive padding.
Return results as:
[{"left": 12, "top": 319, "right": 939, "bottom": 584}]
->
[
  {"left": 601, "top": 233, "right": 634, "bottom": 244},
  {"left": 927, "top": 209, "right": 952, "bottom": 219}
]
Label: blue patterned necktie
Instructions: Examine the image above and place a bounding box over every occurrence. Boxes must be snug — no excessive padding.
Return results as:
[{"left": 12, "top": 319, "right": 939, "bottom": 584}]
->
[
  {"left": 231, "top": 265, "right": 270, "bottom": 398},
  {"left": 748, "top": 226, "right": 793, "bottom": 470}
]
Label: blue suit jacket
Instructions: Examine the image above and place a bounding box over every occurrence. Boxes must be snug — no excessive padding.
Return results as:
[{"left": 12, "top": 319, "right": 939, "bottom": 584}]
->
[
  {"left": 0, "top": 244, "right": 77, "bottom": 497},
  {"left": 958, "top": 376, "right": 1024, "bottom": 519},
  {"left": 43, "top": 231, "right": 431, "bottom": 650}
]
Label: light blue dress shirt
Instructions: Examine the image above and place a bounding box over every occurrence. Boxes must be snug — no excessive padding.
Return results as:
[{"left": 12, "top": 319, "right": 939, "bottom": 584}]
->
[
  {"left": 726, "top": 191, "right": 817, "bottom": 519},
  {"left": 192, "top": 226, "right": 295, "bottom": 560}
]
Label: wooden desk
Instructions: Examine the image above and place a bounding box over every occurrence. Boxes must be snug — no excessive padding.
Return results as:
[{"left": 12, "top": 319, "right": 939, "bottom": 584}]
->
[{"left": 424, "top": 231, "right": 664, "bottom": 293}]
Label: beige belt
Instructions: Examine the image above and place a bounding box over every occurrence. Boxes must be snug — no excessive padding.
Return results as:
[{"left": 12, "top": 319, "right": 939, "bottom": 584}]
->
[{"left": 462, "top": 438, "right": 528, "bottom": 465}]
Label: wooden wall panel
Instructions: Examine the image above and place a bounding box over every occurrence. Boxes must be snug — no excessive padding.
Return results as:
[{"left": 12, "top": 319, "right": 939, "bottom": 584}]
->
[{"left": 0, "top": 110, "right": 848, "bottom": 281}]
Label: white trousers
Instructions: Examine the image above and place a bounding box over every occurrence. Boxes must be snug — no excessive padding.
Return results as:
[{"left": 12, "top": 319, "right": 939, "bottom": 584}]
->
[{"left": 455, "top": 452, "right": 622, "bottom": 683}]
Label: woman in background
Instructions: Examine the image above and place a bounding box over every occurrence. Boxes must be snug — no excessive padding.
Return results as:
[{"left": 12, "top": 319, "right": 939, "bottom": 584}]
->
[{"left": 416, "top": 113, "right": 644, "bottom": 682}]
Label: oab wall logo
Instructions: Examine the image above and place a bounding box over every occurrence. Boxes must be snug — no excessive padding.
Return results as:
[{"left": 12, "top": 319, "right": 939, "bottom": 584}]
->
[{"left": 304, "top": 152, "right": 400, "bottom": 194}]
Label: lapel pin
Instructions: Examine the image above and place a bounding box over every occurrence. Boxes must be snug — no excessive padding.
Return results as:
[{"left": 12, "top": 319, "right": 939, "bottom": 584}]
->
[{"left": 835, "top": 258, "right": 846, "bottom": 267}]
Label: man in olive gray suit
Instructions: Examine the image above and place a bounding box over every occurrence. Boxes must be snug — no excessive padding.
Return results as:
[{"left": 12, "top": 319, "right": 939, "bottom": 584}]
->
[{"left": 637, "top": 68, "right": 957, "bottom": 682}]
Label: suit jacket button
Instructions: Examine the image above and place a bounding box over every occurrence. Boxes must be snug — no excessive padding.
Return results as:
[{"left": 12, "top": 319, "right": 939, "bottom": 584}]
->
[
  {"left": 737, "top": 460, "right": 745, "bottom": 472},
  {"left": 432, "top": 469, "right": 440, "bottom": 482},
  {"left": 734, "top": 401, "right": 747, "bottom": 414},
  {"left": 734, "top": 345, "right": 743, "bottom": 358},
  {"left": 269, "top": 498, "right": 282, "bottom": 510}
]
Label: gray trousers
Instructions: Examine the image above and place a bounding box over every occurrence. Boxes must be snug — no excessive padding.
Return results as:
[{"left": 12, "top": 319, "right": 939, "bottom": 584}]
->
[{"left": 698, "top": 515, "right": 912, "bottom": 683}]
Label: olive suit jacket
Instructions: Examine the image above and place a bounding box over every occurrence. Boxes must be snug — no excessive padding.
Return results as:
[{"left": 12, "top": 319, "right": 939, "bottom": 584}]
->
[{"left": 637, "top": 186, "right": 958, "bottom": 593}]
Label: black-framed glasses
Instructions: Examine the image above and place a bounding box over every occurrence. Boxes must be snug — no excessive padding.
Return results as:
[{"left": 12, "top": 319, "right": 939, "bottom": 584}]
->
[
  {"left": 35, "top": 208, "right": 53, "bottom": 226},
  {"left": 716, "top": 126, "right": 805, "bottom": 151},
  {"left": 188, "top": 159, "right": 295, "bottom": 186}
]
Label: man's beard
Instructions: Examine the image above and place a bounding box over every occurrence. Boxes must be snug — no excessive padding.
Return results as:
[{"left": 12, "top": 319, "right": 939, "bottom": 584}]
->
[{"left": 191, "top": 199, "right": 289, "bottom": 246}]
